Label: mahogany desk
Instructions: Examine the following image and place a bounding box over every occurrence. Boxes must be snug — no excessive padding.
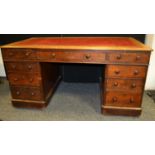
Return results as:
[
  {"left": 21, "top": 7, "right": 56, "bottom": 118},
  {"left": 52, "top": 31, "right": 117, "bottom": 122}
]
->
[{"left": 1, "top": 37, "right": 152, "bottom": 116}]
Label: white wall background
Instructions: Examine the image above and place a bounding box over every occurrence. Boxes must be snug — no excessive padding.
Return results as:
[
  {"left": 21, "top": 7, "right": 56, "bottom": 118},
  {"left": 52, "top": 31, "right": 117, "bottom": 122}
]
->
[
  {"left": 0, "top": 35, "right": 155, "bottom": 90},
  {"left": 0, "top": 48, "right": 6, "bottom": 76},
  {"left": 145, "top": 34, "right": 155, "bottom": 90}
]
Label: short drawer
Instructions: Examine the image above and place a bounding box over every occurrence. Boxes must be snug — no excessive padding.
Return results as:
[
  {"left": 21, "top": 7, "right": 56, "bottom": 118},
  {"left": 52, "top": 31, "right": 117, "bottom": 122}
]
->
[
  {"left": 105, "top": 79, "right": 144, "bottom": 92},
  {"left": 2, "top": 48, "right": 36, "bottom": 61},
  {"left": 37, "top": 50, "right": 106, "bottom": 64},
  {"left": 104, "top": 91, "right": 142, "bottom": 107},
  {"left": 105, "top": 65, "right": 147, "bottom": 78},
  {"left": 108, "top": 52, "right": 150, "bottom": 64},
  {"left": 10, "top": 86, "right": 44, "bottom": 101},
  {"left": 5, "top": 62, "right": 40, "bottom": 73},
  {"left": 8, "top": 73, "right": 42, "bottom": 86}
]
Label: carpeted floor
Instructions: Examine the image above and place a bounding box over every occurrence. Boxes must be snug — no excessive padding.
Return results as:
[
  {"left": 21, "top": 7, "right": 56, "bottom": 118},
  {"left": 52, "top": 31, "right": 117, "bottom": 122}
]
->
[{"left": 0, "top": 79, "right": 155, "bottom": 121}]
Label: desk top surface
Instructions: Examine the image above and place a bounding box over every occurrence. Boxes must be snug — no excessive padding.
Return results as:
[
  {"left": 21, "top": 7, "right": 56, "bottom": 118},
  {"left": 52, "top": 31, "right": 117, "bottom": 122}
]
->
[{"left": 1, "top": 37, "right": 152, "bottom": 51}]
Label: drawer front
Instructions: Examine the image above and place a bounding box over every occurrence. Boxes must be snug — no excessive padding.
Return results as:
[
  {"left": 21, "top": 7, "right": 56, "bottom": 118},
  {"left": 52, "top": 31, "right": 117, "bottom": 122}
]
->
[
  {"left": 104, "top": 91, "right": 142, "bottom": 107},
  {"left": 8, "top": 73, "right": 42, "bottom": 86},
  {"left": 5, "top": 62, "right": 40, "bottom": 73},
  {"left": 37, "top": 51, "right": 106, "bottom": 63},
  {"left": 108, "top": 52, "right": 150, "bottom": 64},
  {"left": 106, "top": 65, "right": 147, "bottom": 78},
  {"left": 2, "top": 49, "right": 36, "bottom": 61},
  {"left": 105, "top": 79, "right": 144, "bottom": 92},
  {"left": 10, "top": 86, "right": 44, "bottom": 101}
]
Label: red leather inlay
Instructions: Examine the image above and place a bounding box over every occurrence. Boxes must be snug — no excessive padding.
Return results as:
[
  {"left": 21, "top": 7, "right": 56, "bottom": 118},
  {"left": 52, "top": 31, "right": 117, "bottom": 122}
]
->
[{"left": 12, "top": 37, "right": 141, "bottom": 48}]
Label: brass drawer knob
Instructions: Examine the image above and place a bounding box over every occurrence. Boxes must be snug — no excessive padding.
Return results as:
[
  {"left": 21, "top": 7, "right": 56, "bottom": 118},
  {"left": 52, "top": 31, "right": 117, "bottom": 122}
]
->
[
  {"left": 116, "top": 54, "right": 122, "bottom": 60},
  {"left": 131, "top": 83, "right": 136, "bottom": 88},
  {"left": 130, "top": 98, "right": 134, "bottom": 103},
  {"left": 115, "top": 70, "right": 120, "bottom": 75},
  {"left": 16, "top": 91, "right": 20, "bottom": 95},
  {"left": 113, "top": 82, "right": 118, "bottom": 87},
  {"left": 134, "top": 70, "right": 139, "bottom": 75},
  {"left": 112, "top": 97, "right": 117, "bottom": 102},
  {"left": 51, "top": 53, "right": 56, "bottom": 58},
  {"left": 85, "top": 54, "right": 91, "bottom": 59}
]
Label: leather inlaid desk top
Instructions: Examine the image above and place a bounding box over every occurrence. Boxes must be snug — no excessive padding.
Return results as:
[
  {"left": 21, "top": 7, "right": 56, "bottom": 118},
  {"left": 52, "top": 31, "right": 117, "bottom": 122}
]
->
[
  {"left": 1, "top": 37, "right": 152, "bottom": 51},
  {"left": 0, "top": 37, "right": 152, "bottom": 116}
]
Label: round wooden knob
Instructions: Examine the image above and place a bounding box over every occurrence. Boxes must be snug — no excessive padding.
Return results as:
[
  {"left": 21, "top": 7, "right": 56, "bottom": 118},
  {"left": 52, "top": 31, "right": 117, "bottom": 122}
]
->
[
  {"left": 28, "top": 65, "right": 32, "bottom": 70},
  {"left": 14, "top": 78, "right": 18, "bottom": 81},
  {"left": 25, "top": 52, "right": 31, "bottom": 56},
  {"left": 12, "top": 65, "right": 16, "bottom": 69},
  {"left": 130, "top": 98, "right": 134, "bottom": 103},
  {"left": 113, "top": 82, "right": 118, "bottom": 87},
  {"left": 31, "top": 92, "right": 35, "bottom": 96},
  {"left": 112, "top": 97, "right": 117, "bottom": 102},
  {"left": 134, "top": 70, "right": 139, "bottom": 75},
  {"left": 9, "top": 52, "right": 14, "bottom": 56},
  {"left": 85, "top": 54, "right": 91, "bottom": 59},
  {"left": 131, "top": 83, "right": 136, "bottom": 88},
  {"left": 136, "top": 55, "right": 141, "bottom": 60},
  {"left": 115, "top": 70, "right": 120, "bottom": 75},
  {"left": 16, "top": 91, "right": 20, "bottom": 95},
  {"left": 116, "top": 54, "right": 121, "bottom": 60},
  {"left": 29, "top": 78, "right": 33, "bottom": 82},
  {"left": 51, "top": 53, "right": 56, "bottom": 58}
]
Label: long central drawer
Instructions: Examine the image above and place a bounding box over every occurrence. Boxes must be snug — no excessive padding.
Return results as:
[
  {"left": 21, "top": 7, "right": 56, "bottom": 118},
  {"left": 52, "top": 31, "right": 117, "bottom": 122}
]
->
[{"left": 37, "top": 50, "right": 106, "bottom": 64}]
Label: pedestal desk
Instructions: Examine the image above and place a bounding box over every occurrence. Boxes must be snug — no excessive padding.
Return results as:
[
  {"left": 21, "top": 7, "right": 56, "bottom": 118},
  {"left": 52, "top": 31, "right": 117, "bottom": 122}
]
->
[{"left": 1, "top": 37, "right": 152, "bottom": 116}]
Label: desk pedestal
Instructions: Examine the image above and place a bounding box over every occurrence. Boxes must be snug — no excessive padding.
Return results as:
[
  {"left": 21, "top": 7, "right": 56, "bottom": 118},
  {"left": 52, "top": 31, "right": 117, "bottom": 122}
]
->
[
  {"left": 101, "top": 64, "right": 147, "bottom": 116},
  {"left": 5, "top": 62, "right": 61, "bottom": 109}
]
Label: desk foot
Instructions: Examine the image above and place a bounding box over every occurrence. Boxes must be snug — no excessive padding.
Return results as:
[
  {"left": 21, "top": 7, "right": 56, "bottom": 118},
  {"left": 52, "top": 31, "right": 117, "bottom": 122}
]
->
[
  {"left": 12, "top": 99, "right": 46, "bottom": 109},
  {"left": 102, "top": 106, "right": 142, "bottom": 116}
]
